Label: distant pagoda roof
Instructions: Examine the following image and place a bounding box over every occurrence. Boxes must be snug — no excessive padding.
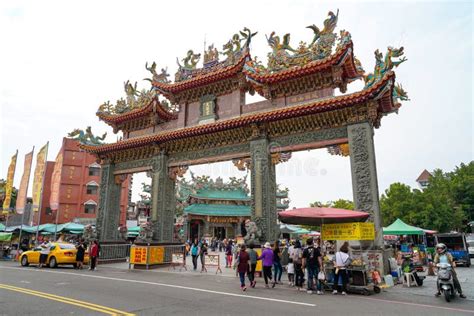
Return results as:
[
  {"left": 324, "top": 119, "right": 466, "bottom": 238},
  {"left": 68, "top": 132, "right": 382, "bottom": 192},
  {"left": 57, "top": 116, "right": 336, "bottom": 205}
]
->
[
  {"left": 178, "top": 173, "right": 250, "bottom": 203},
  {"left": 189, "top": 188, "right": 250, "bottom": 202},
  {"left": 184, "top": 204, "right": 251, "bottom": 217}
]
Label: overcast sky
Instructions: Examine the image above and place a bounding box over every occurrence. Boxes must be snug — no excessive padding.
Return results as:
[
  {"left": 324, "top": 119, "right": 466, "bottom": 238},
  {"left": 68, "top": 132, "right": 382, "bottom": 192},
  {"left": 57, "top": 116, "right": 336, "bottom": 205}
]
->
[{"left": 1, "top": 0, "right": 472, "bottom": 208}]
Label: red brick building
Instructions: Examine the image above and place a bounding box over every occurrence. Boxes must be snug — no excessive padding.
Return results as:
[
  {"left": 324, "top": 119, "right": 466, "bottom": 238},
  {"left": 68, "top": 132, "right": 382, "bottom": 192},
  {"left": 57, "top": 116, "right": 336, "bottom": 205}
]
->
[{"left": 34, "top": 138, "right": 130, "bottom": 226}]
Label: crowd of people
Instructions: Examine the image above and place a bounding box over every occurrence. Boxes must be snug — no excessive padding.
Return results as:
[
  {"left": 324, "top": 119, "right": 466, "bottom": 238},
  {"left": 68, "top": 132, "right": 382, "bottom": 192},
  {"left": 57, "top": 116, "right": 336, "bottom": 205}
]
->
[{"left": 185, "top": 237, "right": 352, "bottom": 294}]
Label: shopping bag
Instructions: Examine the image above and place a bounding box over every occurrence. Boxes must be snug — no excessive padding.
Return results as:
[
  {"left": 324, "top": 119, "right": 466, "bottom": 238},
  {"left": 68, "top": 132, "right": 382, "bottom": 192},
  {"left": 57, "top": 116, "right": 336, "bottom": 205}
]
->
[{"left": 318, "top": 271, "right": 326, "bottom": 281}]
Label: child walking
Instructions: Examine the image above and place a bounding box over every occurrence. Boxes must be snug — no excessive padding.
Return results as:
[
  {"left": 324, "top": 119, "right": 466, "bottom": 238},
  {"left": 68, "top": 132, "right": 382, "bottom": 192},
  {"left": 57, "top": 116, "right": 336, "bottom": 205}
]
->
[{"left": 287, "top": 258, "right": 295, "bottom": 286}]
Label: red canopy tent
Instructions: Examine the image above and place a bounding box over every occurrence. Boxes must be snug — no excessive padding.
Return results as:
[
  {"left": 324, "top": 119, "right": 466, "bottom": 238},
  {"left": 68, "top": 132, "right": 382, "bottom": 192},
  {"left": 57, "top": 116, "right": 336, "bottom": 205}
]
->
[{"left": 278, "top": 207, "right": 370, "bottom": 225}]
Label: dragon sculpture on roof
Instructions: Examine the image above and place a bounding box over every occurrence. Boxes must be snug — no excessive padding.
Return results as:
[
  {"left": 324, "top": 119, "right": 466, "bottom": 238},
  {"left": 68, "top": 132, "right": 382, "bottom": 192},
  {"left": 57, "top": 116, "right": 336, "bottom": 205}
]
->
[
  {"left": 245, "top": 10, "right": 355, "bottom": 74},
  {"left": 363, "top": 46, "right": 408, "bottom": 103},
  {"left": 173, "top": 27, "right": 257, "bottom": 82},
  {"left": 67, "top": 126, "right": 107, "bottom": 145},
  {"left": 97, "top": 80, "right": 157, "bottom": 115}
]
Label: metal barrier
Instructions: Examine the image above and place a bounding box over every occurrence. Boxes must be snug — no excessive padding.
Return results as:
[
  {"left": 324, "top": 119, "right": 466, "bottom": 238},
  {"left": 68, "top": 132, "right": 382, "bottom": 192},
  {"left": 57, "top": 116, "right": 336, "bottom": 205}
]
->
[
  {"left": 99, "top": 243, "right": 131, "bottom": 263},
  {"left": 129, "top": 243, "right": 185, "bottom": 269}
]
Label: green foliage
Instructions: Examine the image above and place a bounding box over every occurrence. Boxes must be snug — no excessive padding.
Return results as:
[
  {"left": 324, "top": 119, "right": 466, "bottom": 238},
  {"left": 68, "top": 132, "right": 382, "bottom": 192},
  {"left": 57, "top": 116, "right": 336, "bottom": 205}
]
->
[
  {"left": 380, "top": 162, "right": 473, "bottom": 233},
  {"left": 309, "top": 199, "right": 354, "bottom": 210},
  {"left": 332, "top": 199, "right": 354, "bottom": 210}
]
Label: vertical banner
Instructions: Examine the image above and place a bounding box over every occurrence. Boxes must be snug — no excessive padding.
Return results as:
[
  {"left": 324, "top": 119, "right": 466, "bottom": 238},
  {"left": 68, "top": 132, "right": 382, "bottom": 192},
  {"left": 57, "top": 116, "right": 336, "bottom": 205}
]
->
[
  {"left": 32, "top": 143, "right": 49, "bottom": 212},
  {"left": 15, "top": 149, "right": 35, "bottom": 214},
  {"left": 49, "top": 151, "right": 63, "bottom": 210},
  {"left": 2, "top": 151, "right": 18, "bottom": 212}
]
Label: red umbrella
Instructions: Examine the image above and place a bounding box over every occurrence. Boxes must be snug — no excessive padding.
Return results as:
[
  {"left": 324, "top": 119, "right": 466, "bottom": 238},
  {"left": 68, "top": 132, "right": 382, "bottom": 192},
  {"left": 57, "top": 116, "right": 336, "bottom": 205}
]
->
[{"left": 278, "top": 207, "right": 370, "bottom": 225}]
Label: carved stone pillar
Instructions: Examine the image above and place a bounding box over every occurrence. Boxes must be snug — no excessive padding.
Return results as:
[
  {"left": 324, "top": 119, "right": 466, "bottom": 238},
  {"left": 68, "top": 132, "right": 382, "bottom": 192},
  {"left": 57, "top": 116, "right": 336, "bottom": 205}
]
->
[
  {"left": 150, "top": 152, "right": 176, "bottom": 242},
  {"left": 348, "top": 122, "right": 383, "bottom": 248},
  {"left": 250, "top": 138, "right": 278, "bottom": 243},
  {"left": 203, "top": 219, "right": 210, "bottom": 237},
  {"left": 97, "top": 163, "right": 122, "bottom": 242}
]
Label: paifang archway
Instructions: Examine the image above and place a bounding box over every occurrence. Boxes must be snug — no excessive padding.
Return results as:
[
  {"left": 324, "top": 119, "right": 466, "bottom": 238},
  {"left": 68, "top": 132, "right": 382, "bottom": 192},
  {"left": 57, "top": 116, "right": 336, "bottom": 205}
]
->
[{"left": 80, "top": 12, "right": 408, "bottom": 250}]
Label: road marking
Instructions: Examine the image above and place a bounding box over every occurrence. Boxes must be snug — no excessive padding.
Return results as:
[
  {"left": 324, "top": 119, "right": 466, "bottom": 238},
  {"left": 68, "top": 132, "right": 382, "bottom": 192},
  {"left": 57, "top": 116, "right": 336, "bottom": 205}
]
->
[
  {"left": 0, "top": 267, "right": 316, "bottom": 307},
  {"left": 351, "top": 294, "right": 474, "bottom": 314},
  {"left": 0, "top": 283, "right": 135, "bottom": 316}
]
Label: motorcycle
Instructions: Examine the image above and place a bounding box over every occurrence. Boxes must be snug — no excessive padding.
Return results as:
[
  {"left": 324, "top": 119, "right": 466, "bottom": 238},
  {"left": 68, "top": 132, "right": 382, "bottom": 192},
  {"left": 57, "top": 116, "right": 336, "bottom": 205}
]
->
[{"left": 437, "top": 263, "right": 455, "bottom": 302}]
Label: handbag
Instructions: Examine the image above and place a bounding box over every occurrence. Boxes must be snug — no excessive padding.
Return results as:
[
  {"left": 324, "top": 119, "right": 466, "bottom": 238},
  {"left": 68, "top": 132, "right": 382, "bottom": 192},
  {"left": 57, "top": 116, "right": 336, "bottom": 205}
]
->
[{"left": 318, "top": 271, "right": 326, "bottom": 281}]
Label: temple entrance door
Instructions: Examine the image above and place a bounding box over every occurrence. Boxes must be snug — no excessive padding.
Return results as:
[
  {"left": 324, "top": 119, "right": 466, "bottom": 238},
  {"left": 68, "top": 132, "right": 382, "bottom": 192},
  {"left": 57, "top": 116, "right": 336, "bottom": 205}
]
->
[
  {"left": 214, "top": 227, "right": 226, "bottom": 240},
  {"left": 227, "top": 226, "right": 235, "bottom": 239},
  {"left": 189, "top": 220, "right": 200, "bottom": 241}
]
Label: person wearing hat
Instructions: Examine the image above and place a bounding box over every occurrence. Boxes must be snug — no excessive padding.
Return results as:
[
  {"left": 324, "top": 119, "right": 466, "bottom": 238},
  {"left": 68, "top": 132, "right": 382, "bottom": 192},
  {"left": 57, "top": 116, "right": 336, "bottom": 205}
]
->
[
  {"left": 258, "top": 242, "right": 274, "bottom": 288},
  {"left": 433, "top": 243, "right": 465, "bottom": 298}
]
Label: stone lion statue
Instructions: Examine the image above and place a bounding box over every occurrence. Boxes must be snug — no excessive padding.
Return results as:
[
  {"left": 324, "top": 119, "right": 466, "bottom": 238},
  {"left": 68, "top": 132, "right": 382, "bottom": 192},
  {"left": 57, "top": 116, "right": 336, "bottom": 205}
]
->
[
  {"left": 136, "top": 222, "right": 153, "bottom": 242},
  {"left": 118, "top": 225, "right": 128, "bottom": 240},
  {"left": 82, "top": 224, "right": 96, "bottom": 243},
  {"left": 244, "top": 219, "right": 261, "bottom": 245}
]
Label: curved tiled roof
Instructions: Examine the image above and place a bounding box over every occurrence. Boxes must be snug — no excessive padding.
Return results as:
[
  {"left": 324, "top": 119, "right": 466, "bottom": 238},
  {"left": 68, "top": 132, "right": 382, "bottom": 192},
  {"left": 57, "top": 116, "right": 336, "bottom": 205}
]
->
[
  {"left": 81, "top": 72, "right": 396, "bottom": 155},
  {"left": 244, "top": 42, "right": 361, "bottom": 84},
  {"left": 152, "top": 51, "right": 250, "bottom": 95},
  {"left": 96, "top": 99, "right": 177, "bottom": 126}
]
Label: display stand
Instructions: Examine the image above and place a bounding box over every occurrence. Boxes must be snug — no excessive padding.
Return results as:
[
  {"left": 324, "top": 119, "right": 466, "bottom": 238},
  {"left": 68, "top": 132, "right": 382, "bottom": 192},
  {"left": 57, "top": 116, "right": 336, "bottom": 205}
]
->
[
  {"left": 169, "top": 253, "right": 187, "bottom": 271},
  {"left": 202, "top": 254, "right": 222, "bottom": 274}
]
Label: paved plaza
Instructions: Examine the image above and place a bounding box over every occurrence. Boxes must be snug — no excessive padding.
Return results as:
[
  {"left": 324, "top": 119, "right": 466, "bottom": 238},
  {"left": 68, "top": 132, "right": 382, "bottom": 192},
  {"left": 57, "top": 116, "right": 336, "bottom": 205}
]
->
[{"left": 1, "top": 259, "right": 473, "bottom": 315}]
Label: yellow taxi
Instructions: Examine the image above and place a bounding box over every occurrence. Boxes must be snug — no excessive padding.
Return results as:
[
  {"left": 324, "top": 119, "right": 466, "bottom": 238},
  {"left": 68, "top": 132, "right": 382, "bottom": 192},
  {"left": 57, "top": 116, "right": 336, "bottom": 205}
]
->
[{"left": 19, "top": 242, "right": 89, "bottom": 268}]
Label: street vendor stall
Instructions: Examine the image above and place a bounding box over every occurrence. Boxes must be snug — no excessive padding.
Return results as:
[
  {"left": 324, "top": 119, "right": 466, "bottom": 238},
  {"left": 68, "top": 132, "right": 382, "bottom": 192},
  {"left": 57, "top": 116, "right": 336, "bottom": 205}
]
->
[
  {"left": 383, "top": 219, "right": 426, "bottom": 267},
  {"left": 0, "top": 232, "right": 13, "bottom": 259},
  {"left": 278, "top": 207, "right": 380, "bottom": 295}
]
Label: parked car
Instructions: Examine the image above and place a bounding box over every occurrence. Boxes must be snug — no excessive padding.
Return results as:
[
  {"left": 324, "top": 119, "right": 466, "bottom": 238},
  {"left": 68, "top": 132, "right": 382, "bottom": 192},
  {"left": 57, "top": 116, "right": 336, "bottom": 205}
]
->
[
  {"left": 467, "top": 239, "right": 474, "bottom": 259},
  {"left": 19, "top": 242, "right": 89, "bottom": 268},
  {"left": 435, "top": 233, "right": 470, "bottom": 267}
]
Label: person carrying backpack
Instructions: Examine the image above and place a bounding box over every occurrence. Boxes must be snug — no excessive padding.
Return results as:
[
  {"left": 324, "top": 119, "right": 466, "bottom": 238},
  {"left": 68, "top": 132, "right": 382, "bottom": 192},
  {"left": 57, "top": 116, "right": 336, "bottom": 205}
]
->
[
  {"left": 292, "top": 240, "right": 304, "bottom": 291},
  {"left": 190, "top": 239, "right": 199, "bottom": 271},
  {"left": 302, "top": 238, "right": 323, "bottom": 294},
  {"left": 247, "top": 243, "right": 258, "bottom": 288}
]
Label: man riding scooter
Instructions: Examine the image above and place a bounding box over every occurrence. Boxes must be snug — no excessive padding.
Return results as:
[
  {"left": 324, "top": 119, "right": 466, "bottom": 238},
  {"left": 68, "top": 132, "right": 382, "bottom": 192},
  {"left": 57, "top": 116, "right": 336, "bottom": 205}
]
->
[{"left": 433, "top": 243, "right": 466, "bottom": 299}]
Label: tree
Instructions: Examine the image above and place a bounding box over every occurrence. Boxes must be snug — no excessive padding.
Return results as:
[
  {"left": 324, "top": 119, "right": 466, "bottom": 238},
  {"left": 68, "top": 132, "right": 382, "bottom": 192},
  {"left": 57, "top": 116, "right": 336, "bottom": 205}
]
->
[
  {"left": 380, "top": 162, "right": 473, "bottom": 232},
  {"left": 449, "top": 162, "right": 474, "bottom": 229},
  {"left": 380, "top": 183, "right": 416, "bottom": 227},
  {"left": 331, "top": 199, "right": 354, "bottom": 210},
  {"left": 309, "top": 199, "right": 354, "bottom": 209},
  {"left": 309, "top": 201, "right": 330, "bottom": 207}
]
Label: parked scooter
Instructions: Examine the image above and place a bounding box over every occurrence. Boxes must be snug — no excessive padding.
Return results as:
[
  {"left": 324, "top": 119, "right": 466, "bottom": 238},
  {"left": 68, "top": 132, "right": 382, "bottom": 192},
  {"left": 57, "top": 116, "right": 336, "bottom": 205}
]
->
[{"left": 436, "top": 263, "right": 455, "bottom": 302}]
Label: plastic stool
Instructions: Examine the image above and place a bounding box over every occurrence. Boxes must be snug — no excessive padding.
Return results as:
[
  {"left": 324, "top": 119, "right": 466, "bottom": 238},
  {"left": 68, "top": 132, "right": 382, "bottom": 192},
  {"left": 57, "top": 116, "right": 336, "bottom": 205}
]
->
[{"left": 403, "top": 272, "right": 418, "bottom": 287}]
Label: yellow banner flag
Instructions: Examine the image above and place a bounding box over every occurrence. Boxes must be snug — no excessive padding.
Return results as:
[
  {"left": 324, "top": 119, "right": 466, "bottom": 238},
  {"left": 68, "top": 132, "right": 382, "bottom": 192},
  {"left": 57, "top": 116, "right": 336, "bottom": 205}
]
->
[
  {"left": 32, "top": 143, "right": 49, "bottom": 212},
  {"left": 2, "top": 151, "right": 18, "bottom": 212},
  {"left": 49, "top": 151, "right": 63, "bottom": 210},
  {"left": 16, "top": 149, "right": 34, "bottom": 214}
]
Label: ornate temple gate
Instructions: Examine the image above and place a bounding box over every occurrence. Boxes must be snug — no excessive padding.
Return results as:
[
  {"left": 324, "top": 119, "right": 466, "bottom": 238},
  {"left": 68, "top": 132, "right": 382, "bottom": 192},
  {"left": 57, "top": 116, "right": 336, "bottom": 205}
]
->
[{"left": 79, "top": 12, "right": 407, "bottom": 256}]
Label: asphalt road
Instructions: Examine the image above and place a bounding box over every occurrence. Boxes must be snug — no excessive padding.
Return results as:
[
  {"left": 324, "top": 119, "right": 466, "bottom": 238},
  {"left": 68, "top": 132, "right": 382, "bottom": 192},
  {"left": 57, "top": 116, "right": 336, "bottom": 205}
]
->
[{"left": 0, "top": 261, "right": 473, "bottom": 316}]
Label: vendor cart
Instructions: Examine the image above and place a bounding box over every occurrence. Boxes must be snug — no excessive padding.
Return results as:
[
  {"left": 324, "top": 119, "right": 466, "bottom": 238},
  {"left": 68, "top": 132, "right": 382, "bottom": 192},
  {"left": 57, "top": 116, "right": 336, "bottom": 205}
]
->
[{"left": 322, "top": 260, "right": 380, "bottom": 295}]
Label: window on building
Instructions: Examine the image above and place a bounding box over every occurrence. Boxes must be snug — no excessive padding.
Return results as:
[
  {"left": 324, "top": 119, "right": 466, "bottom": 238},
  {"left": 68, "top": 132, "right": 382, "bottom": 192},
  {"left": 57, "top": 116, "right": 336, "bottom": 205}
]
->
[
  {"left": 86, "top": 185, "right": 98, "bottom": 195},
  {"left": 89, "top": 167, "right": 100, "bottom": 176},
  {"left": 84, "top": 204, "right": 96, "bottom": 214}
]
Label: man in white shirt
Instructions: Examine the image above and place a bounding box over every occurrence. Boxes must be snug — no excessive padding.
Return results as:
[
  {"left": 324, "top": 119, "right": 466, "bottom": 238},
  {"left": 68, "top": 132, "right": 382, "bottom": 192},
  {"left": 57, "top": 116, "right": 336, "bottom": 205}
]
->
[{"left": 39, "top": 238, "right": 51, "bottom": 268}]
